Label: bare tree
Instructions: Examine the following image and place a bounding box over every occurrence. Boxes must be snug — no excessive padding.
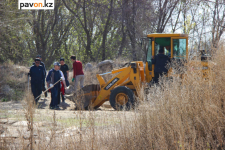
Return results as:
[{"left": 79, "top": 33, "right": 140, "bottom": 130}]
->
[
  {"left": 152, "top": 0, "right": 180, "bottom": 33},
  {"left": 27, "top": 0, "right": 73, "bottom": 67},
  {"left": 124, "top": 0, "right": 140, "bottom": 61},
  {"left": 62, "top": 0, "right": 102, "bottom": 61},
  {"left": 211, "top": 0, "right": 225, "bottom": 48},
  {"left": 0, "top": 0, "right": 28, "bottom": 63},
  {"left": 117, "top": 0, "right": 127, "bottom": 57},
  {"left": 98, "top": 0, "right": 114, "bottom": 61}
]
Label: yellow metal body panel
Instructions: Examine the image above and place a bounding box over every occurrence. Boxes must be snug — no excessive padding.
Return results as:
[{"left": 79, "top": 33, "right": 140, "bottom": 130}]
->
[
  {"left": 96, "top": 74, "right": 106, "bottom": 88},
  {"left": 145, "top": 62, "right": 151, "bottom": 83},
  {"left": 91, "top": 62, "right": 145, "bottom": 108}
]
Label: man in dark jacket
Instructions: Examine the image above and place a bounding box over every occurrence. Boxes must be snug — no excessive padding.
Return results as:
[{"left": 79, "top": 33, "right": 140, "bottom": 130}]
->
[
  {"left": 28, "top": 58, "right": 45, "bottom": 104},
  {"left": 33, "top": 55, "right": 47, "bottom": 97},
  {"left": 46, "top": 62, "right": 67, "bottom": 110},
  {"left": 152, "top": 47, "right": 170, "bottom": 83},
  {"left": 60, "top": 58, "right": 69, "bottom": 102},
  {"left": 37, "top": 55, "right": 48, "bottom": 98}
]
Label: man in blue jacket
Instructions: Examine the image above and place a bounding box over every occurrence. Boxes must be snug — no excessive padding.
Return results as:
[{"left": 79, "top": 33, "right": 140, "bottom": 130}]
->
[
  {"left": 28, "top": 58, "right": 45, "bottom": 104},
  {"left": 46, "top": 62, "right": 67, "bottom": 110},
  {"left": 152, "top": 47, "right": 171, "bottom": 84},
  {"left": 32, "top": 55, "right": 47, "bottom": 97}
]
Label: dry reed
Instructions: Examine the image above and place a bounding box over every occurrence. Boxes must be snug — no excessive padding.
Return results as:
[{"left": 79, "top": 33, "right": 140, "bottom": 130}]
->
[{"left": 1, "top": 45, "right": 225, "bottom": 149}]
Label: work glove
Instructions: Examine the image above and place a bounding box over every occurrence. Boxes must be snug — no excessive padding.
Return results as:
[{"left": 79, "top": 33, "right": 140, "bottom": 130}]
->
[
  {"left": 72, "top": 78, "right": 75, "bottom": 82},
  {"left": 49, "top": 84, "right": 53, "bottom": 88}
]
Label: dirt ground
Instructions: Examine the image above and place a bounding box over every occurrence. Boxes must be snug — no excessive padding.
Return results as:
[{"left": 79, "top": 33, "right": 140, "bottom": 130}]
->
[{"left": 0, "top": 92, "right": 138, "bottom": 149}]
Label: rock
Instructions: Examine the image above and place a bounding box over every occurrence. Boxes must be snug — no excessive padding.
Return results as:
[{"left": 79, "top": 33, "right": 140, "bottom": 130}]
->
[
  {"left": 85, "top": 63, "right": 93, "bottom": 72},
  {"left": 97, "top": 60, "right": 113, "bottom": 68},
  {"left": 97, "top": 60, "right": 114, "bottom": 73}
]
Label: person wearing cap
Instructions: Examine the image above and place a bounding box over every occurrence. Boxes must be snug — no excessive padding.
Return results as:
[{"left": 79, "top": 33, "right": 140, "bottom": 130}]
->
[
  {"left": 70, "top": 55, "right": 84, "bottom": 91},
  {"left": 151, "top": 46, "right": 171, "bottom": 84},
  {"left": 60, "top": 58, "right": 69, "bottom": 102},
  {"left": 33, "top": 54, "right": 47, "bottom": 97},
  {"left": 28, "top": 58, "right": 45, "bottom": 104},
  {"left": 46, "top": 62, "right": 67, "bottom": 110}
]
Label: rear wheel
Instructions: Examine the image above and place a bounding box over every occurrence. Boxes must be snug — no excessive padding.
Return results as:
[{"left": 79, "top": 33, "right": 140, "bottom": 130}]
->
[{"left": 109, "top": 86, "right": 135, "bottom": 110}]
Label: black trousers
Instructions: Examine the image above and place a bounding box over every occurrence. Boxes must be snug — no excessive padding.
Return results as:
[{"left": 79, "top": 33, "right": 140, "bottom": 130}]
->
[
  {"left": 31, "top": 83, "right": 42, "bottom": 103},
  {"left": 50, "top": 85, "right": 60, "bottom": 107},
  {"left": 153, "top": 72, "right": 164, "bottom": 84}
]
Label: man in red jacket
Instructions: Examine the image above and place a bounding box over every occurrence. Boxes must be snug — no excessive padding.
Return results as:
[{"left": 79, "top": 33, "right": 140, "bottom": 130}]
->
[{"left": 70, "top": 55, "right": 84, "bottom": 91}]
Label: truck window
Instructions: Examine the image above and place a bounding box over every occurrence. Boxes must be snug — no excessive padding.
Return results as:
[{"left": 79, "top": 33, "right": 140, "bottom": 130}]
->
[
  {"left": 173, "top": 39, "right": 186, "bottom": 59},
  {"left": 146, "top": 38, "right": 152, "bottom": 71},
  {"left": 155, "top": 38, "right": 171, "bottom": 55}
]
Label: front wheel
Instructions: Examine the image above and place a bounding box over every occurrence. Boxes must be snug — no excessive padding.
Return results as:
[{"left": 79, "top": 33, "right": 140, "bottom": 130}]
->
[{"left": 109, "top": 86, "right": 135, "bottom": 110}]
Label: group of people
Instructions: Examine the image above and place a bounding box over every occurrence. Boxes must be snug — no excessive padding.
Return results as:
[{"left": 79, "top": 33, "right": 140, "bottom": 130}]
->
[{"left": 28, "top": 55, "right": 84, "bottom": 110}]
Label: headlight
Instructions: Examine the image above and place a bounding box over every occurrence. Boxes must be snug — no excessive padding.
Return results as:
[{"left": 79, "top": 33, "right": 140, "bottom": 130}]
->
[{"left": 202, "top": 66, "right": 208, "bottom": 70}]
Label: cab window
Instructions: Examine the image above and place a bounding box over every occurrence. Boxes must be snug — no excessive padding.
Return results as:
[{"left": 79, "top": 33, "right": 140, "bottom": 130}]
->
[
  {"left": 173, "top": 39, "right": 186, "bottom": 59},
  {"left": 154, "top": 38, "right": 171, "bottom": 57},
  {"left": 146, "top": 38, "right": 152, "bottom": 71}
]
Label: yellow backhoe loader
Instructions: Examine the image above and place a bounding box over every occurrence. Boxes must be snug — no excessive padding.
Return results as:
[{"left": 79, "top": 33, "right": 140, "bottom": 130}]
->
[{"left": 67, "top": 33, "right": 210, "bottom": 110}]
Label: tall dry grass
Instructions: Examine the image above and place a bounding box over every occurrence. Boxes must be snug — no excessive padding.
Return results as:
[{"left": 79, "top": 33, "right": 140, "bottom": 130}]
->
[
  {"left": 0, "top": 62, "right": 28, "bottom": 101},
  {"left": 106, "top": 45, "right": 225, "bottom": 149},
  {"left": 1, "top": 46, "right": 225, "bottom": 149}
]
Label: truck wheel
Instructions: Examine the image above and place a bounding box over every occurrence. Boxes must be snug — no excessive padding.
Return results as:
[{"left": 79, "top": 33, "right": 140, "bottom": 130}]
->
[{"left": 109, "top": 86, "right": 135, "bottom": 110}]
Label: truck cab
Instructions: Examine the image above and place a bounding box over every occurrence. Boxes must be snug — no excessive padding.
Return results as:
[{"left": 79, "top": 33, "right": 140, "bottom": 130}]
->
[{"left": 141, "top": 33, "right": 188, "bottom": 82}]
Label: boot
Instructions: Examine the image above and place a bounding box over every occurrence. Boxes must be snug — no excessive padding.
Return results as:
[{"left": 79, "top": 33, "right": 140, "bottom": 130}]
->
[{"left": 61, "top": 94, "right": 65, "bottom": 103}]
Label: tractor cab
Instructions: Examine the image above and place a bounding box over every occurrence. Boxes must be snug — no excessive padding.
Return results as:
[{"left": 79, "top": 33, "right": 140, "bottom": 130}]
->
[{"left": 141, "top": 33, "right": 188, "bottom": 82}]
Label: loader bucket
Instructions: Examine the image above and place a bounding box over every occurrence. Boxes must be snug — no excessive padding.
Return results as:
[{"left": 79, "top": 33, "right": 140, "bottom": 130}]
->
[{"left": 71, "top": 84, "right": 100, "bottom": 110}]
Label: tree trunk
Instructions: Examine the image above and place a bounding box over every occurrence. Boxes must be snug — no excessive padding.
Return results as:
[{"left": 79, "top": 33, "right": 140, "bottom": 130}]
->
[{"left": 101, "top": 0, "right": 113, "bottom": 61}]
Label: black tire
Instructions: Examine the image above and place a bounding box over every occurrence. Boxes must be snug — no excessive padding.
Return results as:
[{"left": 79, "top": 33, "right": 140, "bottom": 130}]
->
[{"left": 109, "top": 86, "right": 135, "bottom": 111}]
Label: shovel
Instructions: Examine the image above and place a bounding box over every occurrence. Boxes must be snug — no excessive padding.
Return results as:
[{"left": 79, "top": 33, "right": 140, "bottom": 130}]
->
[{"left": 35, "top": 77, "right": 63, "bottom": 100}]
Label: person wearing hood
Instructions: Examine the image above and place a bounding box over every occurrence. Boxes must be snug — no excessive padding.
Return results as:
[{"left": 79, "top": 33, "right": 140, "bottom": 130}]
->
[{"left": 152, "top": 46, "right": 171, "bottom": 84}]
